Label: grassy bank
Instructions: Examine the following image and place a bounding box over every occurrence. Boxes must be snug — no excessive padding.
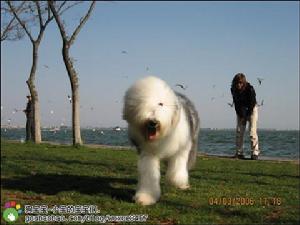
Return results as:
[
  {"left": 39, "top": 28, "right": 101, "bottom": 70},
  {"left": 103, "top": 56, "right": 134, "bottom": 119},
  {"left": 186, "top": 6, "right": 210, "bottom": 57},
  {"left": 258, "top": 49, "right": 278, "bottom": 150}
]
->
[{"left": 1, "top": 140, "right": 299, "bottom": 224}]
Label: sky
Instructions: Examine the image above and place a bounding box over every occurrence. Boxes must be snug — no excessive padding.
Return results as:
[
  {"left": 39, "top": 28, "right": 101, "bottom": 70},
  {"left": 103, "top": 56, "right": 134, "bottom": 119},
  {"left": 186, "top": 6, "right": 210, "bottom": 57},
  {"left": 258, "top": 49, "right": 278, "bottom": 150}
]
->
[{"left": 1, "top": 1, "right": 299, "bottom": 130}]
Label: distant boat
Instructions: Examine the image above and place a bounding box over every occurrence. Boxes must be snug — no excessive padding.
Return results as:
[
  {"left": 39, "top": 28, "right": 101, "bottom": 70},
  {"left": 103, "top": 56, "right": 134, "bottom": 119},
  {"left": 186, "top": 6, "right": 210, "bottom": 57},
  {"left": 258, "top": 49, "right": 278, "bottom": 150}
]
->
[
  {"left": 49, "top": 127, "right": 60, "bottom": 132},
  {"left": 114, "top": 126, "right": 121, "bottom": 131}
]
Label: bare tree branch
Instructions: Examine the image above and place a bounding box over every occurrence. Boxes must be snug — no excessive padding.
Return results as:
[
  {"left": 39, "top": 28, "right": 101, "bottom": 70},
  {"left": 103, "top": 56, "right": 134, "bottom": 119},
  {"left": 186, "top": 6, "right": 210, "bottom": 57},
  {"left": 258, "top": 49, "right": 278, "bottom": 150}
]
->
[
  {"left": 48, "top": 1, "right": 87, "bottom": 44},
  {"left": 57, "top": 1, "right": 67, "bottom": 12},
  {"left": 48, "top": 1, "right": 68, "bottom": 41},
  {"left": 69, "top": 1, "right": 95, "bottom": 46},
  {"left": 6, "top": 1, "right": 34, "bottom": 42},
  {"left": 1, "top": 17, "right": 17, "bottom": 41},
  {"left": 6, "top": 1, "right": 65, "bottom": 44},
  {"left": 1, "top": 1, "right": 26, "bottom": 41},
  {"left": 58, "top": 1, "right": 82, "bottom": 16},
  {"left": 34, "top": 1, "right": 43, "bottom": 30},
  {"left": 47, "top": 3, "right": 51, "bottom": 20}
]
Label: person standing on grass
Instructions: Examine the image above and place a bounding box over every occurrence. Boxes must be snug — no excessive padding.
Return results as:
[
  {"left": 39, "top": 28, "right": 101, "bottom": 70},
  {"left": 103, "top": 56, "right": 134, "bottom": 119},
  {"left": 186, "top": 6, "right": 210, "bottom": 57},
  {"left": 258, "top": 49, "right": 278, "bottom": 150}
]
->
[
  {"left": 23, "top": 95, "right": 34, "bottom": 142},
  {"left": 231, "top": 73, "right": 260, "bottom": 160}
]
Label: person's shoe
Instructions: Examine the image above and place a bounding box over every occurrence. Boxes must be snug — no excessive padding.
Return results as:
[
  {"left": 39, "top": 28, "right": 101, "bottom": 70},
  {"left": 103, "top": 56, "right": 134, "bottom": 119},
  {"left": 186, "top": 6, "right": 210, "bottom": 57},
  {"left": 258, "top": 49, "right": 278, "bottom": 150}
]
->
[
  {"left": 234, "top": 154, "right": 245, "bottom": 159},
  {"left": 251, "top": 155, "right": 258, "bottom": 160}
]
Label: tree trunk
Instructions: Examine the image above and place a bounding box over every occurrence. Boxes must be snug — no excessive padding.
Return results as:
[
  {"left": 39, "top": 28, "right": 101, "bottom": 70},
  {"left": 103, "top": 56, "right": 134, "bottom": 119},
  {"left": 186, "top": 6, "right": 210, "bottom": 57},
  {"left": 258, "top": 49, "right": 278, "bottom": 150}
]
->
[
  {"left": 72, "top": 86, "right": 82, "bottom": 145},
  {"left": 27, "top": 42, "right": 42, "bottom": 143},
  {"left": 62, "top": 42, "right": 82, "bottom": 145}
]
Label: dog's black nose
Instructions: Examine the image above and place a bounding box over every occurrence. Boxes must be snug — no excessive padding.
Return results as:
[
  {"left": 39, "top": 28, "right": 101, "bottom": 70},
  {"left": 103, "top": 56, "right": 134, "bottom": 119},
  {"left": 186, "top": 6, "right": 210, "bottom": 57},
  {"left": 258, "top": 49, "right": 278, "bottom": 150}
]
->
[{"left": 148, "top": 120, "right": 159, "bottom": 129}]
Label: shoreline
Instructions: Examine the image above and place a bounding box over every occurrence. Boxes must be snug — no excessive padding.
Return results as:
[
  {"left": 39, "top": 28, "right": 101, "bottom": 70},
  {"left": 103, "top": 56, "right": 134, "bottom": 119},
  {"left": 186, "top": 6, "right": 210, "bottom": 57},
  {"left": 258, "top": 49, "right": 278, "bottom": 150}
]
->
[{"left": 3, "top": 139, "right": 299, "bottom": 164}]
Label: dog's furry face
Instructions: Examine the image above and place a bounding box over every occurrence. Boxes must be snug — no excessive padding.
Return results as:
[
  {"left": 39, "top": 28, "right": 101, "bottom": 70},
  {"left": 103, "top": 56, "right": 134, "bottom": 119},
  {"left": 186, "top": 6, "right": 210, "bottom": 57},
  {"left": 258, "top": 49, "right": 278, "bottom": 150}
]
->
[{"left": 123, "top": 76, "right": 180, "bottom": 141}]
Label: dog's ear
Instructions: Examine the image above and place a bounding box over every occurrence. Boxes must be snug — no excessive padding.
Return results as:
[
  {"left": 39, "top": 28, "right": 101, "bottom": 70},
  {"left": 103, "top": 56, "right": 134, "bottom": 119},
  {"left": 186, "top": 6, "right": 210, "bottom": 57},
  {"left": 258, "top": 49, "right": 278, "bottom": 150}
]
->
[{"left": 171, "top": 105, "right": 180, "bottom": 126}]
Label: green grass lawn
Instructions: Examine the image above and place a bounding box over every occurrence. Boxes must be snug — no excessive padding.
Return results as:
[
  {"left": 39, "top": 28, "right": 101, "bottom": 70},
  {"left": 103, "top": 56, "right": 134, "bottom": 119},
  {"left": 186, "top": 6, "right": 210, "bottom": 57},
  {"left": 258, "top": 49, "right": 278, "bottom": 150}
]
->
[{"left": 1, "top": 140, "right": 299, "bottom": 225}]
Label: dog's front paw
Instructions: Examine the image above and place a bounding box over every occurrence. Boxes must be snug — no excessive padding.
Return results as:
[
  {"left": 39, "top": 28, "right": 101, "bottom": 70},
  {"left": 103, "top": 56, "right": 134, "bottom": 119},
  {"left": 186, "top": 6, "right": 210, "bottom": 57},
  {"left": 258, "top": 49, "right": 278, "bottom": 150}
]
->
[{"left": 133, "top": 193, "right": 157, "bottom": 206}]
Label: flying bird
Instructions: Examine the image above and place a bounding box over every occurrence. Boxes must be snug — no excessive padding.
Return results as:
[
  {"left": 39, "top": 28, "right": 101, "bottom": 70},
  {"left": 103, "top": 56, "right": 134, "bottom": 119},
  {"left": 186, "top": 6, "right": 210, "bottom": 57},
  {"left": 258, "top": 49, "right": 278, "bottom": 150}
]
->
[
  {"left": 258, "top": 100, "right": 264, "bottom": 107},
  {"left": 43, "top": 65, "right": 49, "bottom": 69},
  {"left": 70, "top": 57, "right": 77, "bottom": 63},
  {"left": 67, "top": 95, "right": 72, "bottom": 103},
  {"left": 175, "top": 84, "right": 188, "bottom": 90},
  {"left": 228, "top": 102, "right": 234, "bottom": 107},
  {"left": 257, "top": 78, "right": 264, "bottom": 85},
  {"left": 121, "top": 50, "right": 128, "bottom": 54},
  {"left": 12, "top": 108, "right": 21, "bottom": 114}
]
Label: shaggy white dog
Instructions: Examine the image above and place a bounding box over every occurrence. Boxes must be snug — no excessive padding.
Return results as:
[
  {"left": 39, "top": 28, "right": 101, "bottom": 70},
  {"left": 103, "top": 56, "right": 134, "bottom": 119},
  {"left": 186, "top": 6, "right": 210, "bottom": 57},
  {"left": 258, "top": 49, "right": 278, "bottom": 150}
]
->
[{"left": 123, "top": 76, "right": 200, "bottom": 205}]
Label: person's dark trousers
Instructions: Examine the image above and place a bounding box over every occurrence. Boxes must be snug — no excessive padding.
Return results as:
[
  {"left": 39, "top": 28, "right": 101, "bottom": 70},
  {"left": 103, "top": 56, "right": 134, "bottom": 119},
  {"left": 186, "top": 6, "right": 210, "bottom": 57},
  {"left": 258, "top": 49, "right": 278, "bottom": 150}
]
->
[{"left": 26, "top": 117, "right": 35, "bottom": 141}]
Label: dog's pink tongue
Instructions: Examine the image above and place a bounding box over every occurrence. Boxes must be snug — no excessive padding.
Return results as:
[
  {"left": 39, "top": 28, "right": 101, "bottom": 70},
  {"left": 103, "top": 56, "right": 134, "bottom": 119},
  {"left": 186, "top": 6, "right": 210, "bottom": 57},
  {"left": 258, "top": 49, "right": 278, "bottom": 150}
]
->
[{"left": 148, "top": 130, "right": 156, "bottom": 140}]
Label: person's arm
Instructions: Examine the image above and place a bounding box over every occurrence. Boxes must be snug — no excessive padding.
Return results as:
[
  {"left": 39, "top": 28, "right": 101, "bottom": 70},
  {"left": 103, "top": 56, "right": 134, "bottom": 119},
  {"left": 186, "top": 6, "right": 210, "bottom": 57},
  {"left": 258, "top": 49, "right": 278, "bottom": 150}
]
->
[
  {"left": 24, "top": 101, "right": 32, "bottom": 115},
  {"left": 231, "top": 88, "right": 239, "bottom": 114},
  {"left": 24, "top": 103, "right": 29, "bottom": 114},
  {"left": 247, "top": 86, "right": 257, "bottom": 116}
]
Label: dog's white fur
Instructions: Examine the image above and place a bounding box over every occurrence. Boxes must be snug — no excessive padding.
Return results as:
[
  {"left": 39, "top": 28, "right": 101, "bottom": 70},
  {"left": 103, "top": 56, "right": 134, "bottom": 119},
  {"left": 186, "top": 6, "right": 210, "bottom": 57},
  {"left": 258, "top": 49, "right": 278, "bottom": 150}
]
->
[{"left": 123, "top": 76, "right": 199, "bottom": 205}]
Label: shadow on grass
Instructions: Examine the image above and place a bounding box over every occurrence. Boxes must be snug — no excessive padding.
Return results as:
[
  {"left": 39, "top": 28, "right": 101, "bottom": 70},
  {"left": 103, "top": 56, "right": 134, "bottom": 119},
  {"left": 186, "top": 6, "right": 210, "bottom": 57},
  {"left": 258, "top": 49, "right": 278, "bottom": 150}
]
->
[
  {"left": 2, "top": 174, "right": 136, "bottom": 202},
  {"left": 23, "top": 157, "right": 120, "bottom": 168}
]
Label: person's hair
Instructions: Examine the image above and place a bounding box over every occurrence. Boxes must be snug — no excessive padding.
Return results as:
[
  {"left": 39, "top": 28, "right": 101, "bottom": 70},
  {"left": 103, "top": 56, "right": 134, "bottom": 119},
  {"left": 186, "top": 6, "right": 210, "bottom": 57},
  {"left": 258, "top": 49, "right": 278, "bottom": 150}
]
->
[{"left": 231, "top": 73, "right": 247, "bottom": 91}]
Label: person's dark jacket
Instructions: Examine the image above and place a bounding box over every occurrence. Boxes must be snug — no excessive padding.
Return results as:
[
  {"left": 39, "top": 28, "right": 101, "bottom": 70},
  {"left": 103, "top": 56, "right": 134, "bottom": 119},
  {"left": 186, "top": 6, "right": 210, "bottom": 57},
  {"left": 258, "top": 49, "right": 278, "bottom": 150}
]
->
[
  {"left": 25, "top": 100, "right": 34, "bottom": 118},
  {"left": 231, "top": 83, "right": 257, "bottom": 118}
]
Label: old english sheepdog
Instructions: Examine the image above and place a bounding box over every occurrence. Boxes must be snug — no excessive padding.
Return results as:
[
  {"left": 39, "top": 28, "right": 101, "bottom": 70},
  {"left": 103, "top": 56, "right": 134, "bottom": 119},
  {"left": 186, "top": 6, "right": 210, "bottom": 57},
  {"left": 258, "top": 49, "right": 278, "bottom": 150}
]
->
[{"left": 123, "top": 76, "right": 200, "bottom": 205}]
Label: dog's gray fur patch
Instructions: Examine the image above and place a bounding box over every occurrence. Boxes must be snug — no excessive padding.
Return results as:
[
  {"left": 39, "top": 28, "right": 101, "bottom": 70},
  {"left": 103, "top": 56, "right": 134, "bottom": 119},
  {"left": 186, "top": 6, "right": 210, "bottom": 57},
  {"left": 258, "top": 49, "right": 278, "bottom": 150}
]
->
[{"left": 175, "top": 92, "right": 200, "bottom": 170}]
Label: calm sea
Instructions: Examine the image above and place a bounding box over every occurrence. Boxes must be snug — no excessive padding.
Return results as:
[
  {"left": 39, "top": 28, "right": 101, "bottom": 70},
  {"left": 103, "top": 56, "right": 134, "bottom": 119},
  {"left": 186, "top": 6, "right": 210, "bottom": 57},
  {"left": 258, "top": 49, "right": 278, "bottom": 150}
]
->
[{"left": 1, "top": 128, "right": 299, "bottom": 159}]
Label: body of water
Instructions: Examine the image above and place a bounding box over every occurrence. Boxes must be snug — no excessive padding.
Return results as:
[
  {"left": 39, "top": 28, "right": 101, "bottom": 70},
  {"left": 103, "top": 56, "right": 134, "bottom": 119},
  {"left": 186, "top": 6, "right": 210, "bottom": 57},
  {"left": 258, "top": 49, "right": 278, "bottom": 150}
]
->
[{"left": 1, "top": 128, "right": 299, "bottom": 159}]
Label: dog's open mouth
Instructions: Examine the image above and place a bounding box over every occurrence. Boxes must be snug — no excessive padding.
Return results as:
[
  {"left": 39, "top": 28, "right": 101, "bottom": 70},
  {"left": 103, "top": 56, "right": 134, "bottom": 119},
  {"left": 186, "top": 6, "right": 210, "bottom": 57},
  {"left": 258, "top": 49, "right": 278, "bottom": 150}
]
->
[
  {"left": 148, "top": 127, "right": 157, "bottom": 140},
  {"left": 146, "top": 120, "right": 160, "bottom": 141}
]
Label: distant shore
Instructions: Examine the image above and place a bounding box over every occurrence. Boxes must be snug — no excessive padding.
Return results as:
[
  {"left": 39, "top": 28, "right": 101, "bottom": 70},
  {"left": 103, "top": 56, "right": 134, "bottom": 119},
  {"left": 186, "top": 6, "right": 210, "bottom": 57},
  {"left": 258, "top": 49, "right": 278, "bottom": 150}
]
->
[{"left": 1, "top": 126, "right": 299, "bottom": 131}]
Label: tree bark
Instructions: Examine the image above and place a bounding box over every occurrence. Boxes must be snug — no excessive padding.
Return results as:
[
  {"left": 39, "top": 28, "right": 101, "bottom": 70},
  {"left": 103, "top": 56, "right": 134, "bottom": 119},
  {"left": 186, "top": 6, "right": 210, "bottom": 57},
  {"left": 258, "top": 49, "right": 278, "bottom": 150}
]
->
[
  {"left": 62, "top": 41, "right": 82, "bottom": 145},
  {"left": 27, "top": 42, "right": 42, "bottom": 143}
]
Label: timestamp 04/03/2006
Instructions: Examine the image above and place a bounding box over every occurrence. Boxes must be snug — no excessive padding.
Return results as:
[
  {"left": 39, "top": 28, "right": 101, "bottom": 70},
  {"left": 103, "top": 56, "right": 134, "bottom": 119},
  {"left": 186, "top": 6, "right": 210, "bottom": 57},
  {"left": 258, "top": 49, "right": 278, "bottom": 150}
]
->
[{"left": 208, "top": 197, "right": 282, "bottom": 206}]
